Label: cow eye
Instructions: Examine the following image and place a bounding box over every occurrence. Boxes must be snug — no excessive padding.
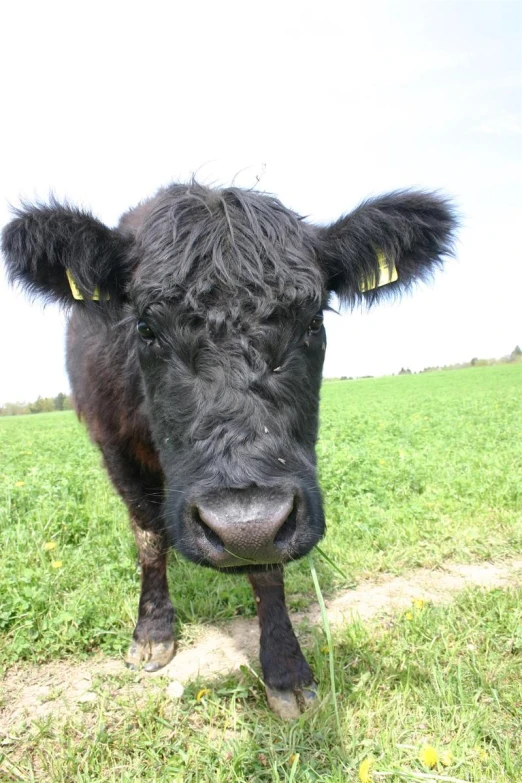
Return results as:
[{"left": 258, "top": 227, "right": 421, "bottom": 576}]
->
[
  {"left": 309, "top": 313, "right": 324, "bottom": 334},
  {"left": 137, "top": 320, "right": 155, "bottom": 341}
]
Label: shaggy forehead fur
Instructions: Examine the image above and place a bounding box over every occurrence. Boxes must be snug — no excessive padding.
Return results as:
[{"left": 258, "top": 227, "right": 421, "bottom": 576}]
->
[{"left": 126, "top": 183, "right": 326, "bottom": 316}]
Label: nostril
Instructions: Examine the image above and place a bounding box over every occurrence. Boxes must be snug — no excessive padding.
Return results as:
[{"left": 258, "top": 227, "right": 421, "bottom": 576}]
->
[
  {"left": 191, "top": 491, "right": 299, "bottom": 563},
  {"left": 191, "top": 506, "right": 225, "bottom": 552},
  {"left": 273, "top": 501, "right": 298, "bottom": 549}
]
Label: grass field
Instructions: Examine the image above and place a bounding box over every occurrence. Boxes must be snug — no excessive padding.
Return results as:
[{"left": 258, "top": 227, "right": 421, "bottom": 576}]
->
[{"left": 1, "top": 363, "right": 521, "bottom": 781}]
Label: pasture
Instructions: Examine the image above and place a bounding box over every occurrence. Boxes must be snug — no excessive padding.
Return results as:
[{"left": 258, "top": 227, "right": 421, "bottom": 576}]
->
[{"left": 1, "top": 364, "right": 521, "bottom": 781}]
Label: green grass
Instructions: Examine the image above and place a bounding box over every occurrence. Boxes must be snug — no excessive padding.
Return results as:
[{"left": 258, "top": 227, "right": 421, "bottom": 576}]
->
[
  {"left": 318, "top": 364, "right": 522, "bottom": 578},
  {"left": 1, "top": 363, "right": 520, "bottom": 666},
  {"left": 2, "top": 587, "right": 521, "bottom": 781},
  {"left": 1, "top": 364, "right": 521, "bottom": 781}
]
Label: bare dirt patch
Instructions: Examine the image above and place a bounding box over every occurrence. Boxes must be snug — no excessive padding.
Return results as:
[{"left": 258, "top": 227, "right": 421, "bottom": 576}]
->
[{"left": 2, "top": 557, "right": 521, "bottom": 732}]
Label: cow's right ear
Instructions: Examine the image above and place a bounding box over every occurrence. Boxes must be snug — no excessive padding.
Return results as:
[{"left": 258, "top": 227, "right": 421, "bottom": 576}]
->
[{"left": 1, "top": 201, "right": 132, "bottom": 306}]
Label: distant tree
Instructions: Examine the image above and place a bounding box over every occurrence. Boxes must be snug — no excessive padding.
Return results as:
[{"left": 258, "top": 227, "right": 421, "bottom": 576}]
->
[
  {"left": 511, "top": 345, "right": 522, "bottom": 361},
  {"left": 471, "top": 357, "right": 478, "bottom": 366},
  {"left": 30, "top": 396, "right": 55, "bottom": 414},
  {"left": 54, "top": 392, "right": 67, "bottom": 411},
  {"left": 0, "top": 401, "right": 30, "bottom": 416},
  {"left": 399, "top": 368, "right": 412, "bottom": 375}
]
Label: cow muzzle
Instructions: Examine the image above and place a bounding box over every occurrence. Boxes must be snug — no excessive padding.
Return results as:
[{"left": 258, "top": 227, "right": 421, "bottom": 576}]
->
[{"left": 188, "top": 487, "right": 300, "bottom": 567}]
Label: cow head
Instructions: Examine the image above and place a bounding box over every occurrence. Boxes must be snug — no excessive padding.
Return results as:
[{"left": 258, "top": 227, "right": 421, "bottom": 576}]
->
[{"left": 2, "top": 184, "right": 457, "bottom": 570}]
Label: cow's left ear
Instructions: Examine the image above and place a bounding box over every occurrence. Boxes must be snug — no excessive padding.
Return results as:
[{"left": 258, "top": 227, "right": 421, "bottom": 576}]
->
[{"left": 315, "top": 191, "right": 458, "bottom": 304}]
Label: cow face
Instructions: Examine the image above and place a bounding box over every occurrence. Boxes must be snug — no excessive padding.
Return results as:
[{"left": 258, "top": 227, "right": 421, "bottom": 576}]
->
[
  {"left": 2, "top": 184, "right": 456, "bottom": 571},
  {"left": 123, "top": 186, "right": 328, "bottom": 569}
]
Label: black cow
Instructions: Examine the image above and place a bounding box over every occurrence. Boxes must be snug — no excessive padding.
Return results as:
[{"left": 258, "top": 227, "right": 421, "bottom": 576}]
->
[{"left": 2, "top": 183, "right": 456, "bottom": 718}]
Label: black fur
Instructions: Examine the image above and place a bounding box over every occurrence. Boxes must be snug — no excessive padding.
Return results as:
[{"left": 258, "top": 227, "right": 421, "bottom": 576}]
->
[
  {"left": 1, "top": 181, "right": 457, "bottom": 698},
  {"left": 2, "top": 199, "right": 131, "bottom": 304},
  {"left": 318, "top": 189, "right": 458, "bottom": 305},
  {"left": 249, "top": 568, "right": 314, "bottom": 690}
]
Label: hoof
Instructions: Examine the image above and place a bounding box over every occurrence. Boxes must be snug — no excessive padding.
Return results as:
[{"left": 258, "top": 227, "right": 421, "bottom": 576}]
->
[
  {"left": 300, "top": 684, "right": 318, "bottom": 708},
  {"left": 265, "top": 682, "right": 318, "bottom": 720},
  {"left": 125, "top": 639, "right": 175, "bottom": 672}
]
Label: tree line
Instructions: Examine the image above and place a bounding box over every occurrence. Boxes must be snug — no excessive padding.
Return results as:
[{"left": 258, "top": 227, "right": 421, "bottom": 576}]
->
[
  {"left": 333, "top": 346, "right": 522, "bottom": 381},
  {"left": 0, "top": 393, "right": 74, "bottom": 417}
]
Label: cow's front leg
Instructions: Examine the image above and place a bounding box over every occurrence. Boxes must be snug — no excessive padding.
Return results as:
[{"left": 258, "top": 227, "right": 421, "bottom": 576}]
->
[
  {"left": 248, "top": 566, "right": 317, "bottom": 719},
  {"left": 125, "top": 520, "right": 175, "bottom": 672}
]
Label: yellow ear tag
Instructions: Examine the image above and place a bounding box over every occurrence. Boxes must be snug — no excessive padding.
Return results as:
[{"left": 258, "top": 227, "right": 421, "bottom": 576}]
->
[
  {"left": 360, "top": 250, "right": 398, "bottom": 292},
  {"left": 66, "top": 269, "right": 109, "bottom": 301}
]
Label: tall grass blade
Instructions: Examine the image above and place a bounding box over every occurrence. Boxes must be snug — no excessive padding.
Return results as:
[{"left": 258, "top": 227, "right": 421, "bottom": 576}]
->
[
  {"left": 308, "top": 554, "right": 342, "bottom": 741},
  {"left": 315, "top": 545, "right": 356, "bottom": 586}
]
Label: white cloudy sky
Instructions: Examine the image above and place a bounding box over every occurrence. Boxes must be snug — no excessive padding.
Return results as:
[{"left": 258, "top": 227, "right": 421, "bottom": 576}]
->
[{"left": 0, "top": 0, "right": 520, "bottom": 403}]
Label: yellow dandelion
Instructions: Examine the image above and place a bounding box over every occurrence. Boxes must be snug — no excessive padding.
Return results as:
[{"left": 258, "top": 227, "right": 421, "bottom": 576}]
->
[
  {"left": 439, "top": 750, "right": 453, "bottom": 767},
  {"left": 378, "top": 459, "right": 386, "bottom": 465},
  {"left": 359, "top": 757, "right": 373, "bottom": 783},
  {"left": 14, "top": 481, "right": 25, "bottom": 488},
  {"left": 412, "top": 598, "right": 425, "bottom": 610},
  {"left": 419, "top": 745, "right": 439, "bottom": 768},
  {"left": 196, "top": 688, "right": 210, "bottom": 701},
  {"left": 44, "top": 542, "right": 57, "bottom": 551},
  {"left": 474, "top": 746, "right": 489, "bottom": 762},
  {"left": 405, "top": 611, "right": 414, "bottom": 621},
  {"left": 51, "top": 560, "right": 63, "bottom": 569},
  {"left": 321, "top": 645, "right": 330, "bottom": 654},
  {"left": 288, "top": 753, "right": 299, "bottom": 766}
]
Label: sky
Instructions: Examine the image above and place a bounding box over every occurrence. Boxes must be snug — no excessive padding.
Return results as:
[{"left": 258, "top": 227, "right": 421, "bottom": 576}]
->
[{"left": 0, "top": 0, "right": 520, "bottom": 404}]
